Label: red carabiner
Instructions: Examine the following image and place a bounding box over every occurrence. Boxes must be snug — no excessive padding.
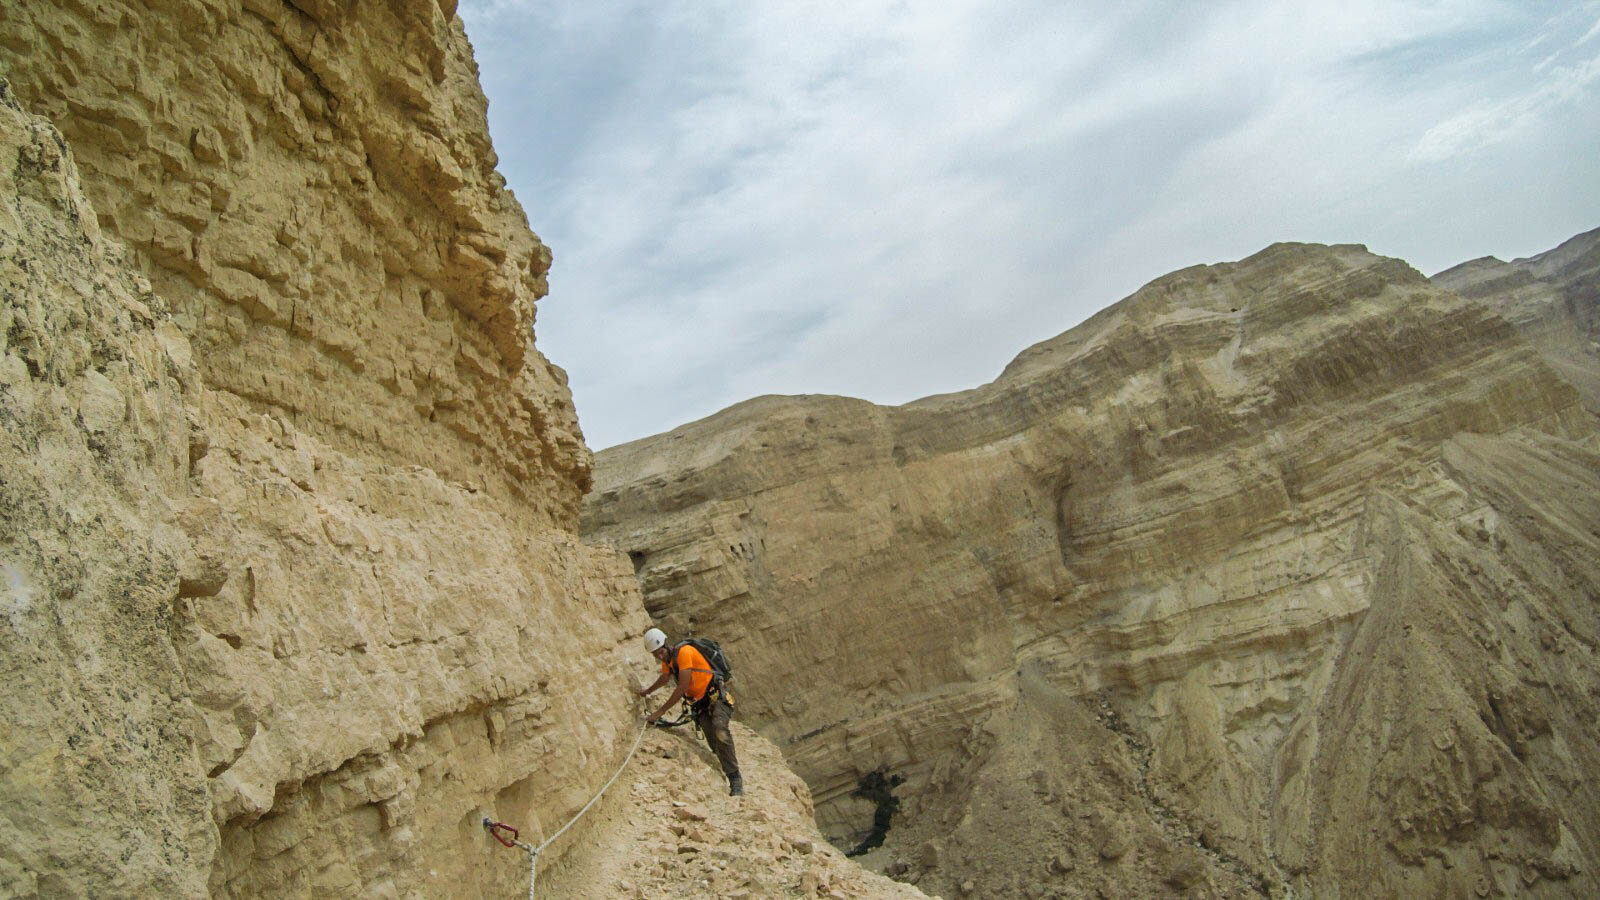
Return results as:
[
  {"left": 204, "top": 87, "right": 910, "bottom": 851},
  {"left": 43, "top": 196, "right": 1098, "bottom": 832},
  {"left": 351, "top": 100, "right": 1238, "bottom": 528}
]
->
[{"left": 487, "top": 821, "right": 519, "bottom": 848}]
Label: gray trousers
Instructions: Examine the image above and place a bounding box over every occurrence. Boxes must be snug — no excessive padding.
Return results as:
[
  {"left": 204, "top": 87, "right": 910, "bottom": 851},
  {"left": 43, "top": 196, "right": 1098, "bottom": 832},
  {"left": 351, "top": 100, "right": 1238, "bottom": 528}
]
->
[{"left": 693, "top": 691, "right": 740, "bottom": 783}]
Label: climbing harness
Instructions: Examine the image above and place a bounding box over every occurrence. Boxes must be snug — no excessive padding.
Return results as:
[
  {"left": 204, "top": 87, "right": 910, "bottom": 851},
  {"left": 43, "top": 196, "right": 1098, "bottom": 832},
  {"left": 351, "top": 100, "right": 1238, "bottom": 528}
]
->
[
  {"left": 653, "top": 699, "right": 695, "bottom": 729},
  {"left": 656, "top": 684, "right": 733, "bottom": 734},
  {"left": 482, "top": 720, "right": 650, "bottom": 900}
]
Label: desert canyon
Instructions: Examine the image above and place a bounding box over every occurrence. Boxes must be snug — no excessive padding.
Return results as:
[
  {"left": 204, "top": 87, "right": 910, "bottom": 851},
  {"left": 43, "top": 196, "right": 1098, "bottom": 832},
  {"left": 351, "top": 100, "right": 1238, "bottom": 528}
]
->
[{"left": 2, "top": 3, "right": 1599, "bottom": 899}]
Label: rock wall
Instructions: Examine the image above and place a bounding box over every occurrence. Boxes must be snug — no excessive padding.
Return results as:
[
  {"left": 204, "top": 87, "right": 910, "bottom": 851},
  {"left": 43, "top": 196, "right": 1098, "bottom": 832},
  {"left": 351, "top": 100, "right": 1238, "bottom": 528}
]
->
[
  {"left": 585, "top": 240, "right": 1600, "bottom": 896},
  {"left": 1433, "top": 226, "right": 1600, "bottom": 416},
  {"left": 1272, "top": 429, "right": 1600, "bottom": 895},
  {"left": 0, "top": 4, "right": 667, "bottom": 896},
  {"left": 1, "top": 0, "right": 585, "bottom": 523},
  {"left": 1, "top": 80, "right": 212, "bottom": 898}
]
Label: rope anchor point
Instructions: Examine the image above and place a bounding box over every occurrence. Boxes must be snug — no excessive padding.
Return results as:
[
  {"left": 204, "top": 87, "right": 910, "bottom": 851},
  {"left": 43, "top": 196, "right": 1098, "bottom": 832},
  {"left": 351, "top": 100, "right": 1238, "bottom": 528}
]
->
[
  {"left": 481, "top": 721, "right": 650, "bottom": 899},
  {"left": 482, "top": 818, "right": 527, "bottom": 851}
]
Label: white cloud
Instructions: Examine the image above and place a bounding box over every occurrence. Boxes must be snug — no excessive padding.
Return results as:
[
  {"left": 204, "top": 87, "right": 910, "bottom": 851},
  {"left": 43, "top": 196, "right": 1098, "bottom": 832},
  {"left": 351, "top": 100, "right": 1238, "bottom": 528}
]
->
[
  {"left": 461, "top": 0, "right": 1600, "bottom": 449},
  {"left": 1409, "top": 53, "right": 1600, "bottom": 163},
  {"left": 1579, "top": 14, "right": 1600, "bottom": 45}
]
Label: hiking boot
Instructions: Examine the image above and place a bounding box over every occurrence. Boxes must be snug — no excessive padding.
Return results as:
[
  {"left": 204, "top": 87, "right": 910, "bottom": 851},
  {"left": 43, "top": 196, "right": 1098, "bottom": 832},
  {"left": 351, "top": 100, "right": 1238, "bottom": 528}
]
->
[{"left": 728, "top": 776, "right": 744, "bottom": 796}]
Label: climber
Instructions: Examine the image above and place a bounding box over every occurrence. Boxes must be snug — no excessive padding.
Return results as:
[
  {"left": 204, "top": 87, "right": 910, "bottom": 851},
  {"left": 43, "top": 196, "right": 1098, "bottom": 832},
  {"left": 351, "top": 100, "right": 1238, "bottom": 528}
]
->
[{"left": 636, "top": 627, "right": 743, "bottom": 796}]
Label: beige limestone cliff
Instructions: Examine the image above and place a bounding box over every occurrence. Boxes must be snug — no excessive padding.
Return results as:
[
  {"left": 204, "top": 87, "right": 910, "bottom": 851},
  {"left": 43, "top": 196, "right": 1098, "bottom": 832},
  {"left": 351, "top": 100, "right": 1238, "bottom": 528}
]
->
[
  {"left": 1, "top": 78, "right": 213, "bottom": 898},
  {"left": 2, "top": 4, "right": 933, "bottom": 895},
  {"left": 586, "top": 239, "right": 1600, "bottom": 897},
  {"left": 0, "top": 68, "right": 650, "bottom": 897},
  {"left": 1433, "top": 226, "right": 1600, "bottom": 416},
  {"left": 1, "top": 0, "right": 586, "bottom": 522}
]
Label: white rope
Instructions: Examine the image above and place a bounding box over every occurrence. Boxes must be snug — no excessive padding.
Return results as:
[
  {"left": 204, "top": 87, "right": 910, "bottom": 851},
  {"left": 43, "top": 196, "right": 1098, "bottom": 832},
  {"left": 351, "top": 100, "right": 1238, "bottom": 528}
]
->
[
  {"left": 536, "top": 721, "right": 650, "bottom": 853},
  {"left": 494, "top": 721, "right": 651, "bottom": 900}
]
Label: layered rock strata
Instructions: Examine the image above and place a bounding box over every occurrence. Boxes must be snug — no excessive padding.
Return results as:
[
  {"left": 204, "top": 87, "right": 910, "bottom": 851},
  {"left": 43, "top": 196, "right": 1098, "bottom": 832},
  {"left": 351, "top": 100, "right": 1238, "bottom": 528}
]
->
[
  {"left": 2, "top": 79, "right": 212, "bottom": 899},
  {"left": 586, "top": 240, "right": 1600, "bottom": 896},
  {"left": 0, "top": 71, "right": 654, "bottom": 897},
  {"left": 1, "top": 0, "right": 586, "bottom": 522},
  {"left": 1433, "top": 226, "right": 1600, "bottom": 415},
  {"left": 0, "top": 3, "right": 675, "bottom": 894}
]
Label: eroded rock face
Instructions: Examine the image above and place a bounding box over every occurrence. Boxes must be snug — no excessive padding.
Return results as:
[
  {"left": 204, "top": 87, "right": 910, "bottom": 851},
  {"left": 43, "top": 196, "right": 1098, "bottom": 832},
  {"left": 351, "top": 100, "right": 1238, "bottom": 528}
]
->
[
  {"left": 2, "top": 0, "right": 586, "bottom": 523},
  {"left": 1274, "top": 430, "right": 1600, "bottom": 895},
  {"left": 0, "top": 69, "right": 659, "bottom": 896},
  {"left": 586, "top": 240, "right": 1600, "bottom": 896},
  {"left": 0, "top": 3, "right": 673, "bottom": 895},
  {"left": 1, "top": 79, "right": 212, "bottom": 899},
  {"left": 1433, "top": 226, "right": 1600, "bottom": 416},
  {"left": 1, "top": 4, "right": 952, "bottom": 896},
  {"left": 3, "top": 7, "right": 926, "bottom": 894}
]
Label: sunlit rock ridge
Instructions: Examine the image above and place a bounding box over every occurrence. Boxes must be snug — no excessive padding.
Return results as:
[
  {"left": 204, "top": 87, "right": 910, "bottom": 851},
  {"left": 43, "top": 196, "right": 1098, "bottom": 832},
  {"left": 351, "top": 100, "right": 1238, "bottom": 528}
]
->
[
  {"left": 1433, "top": 226, "right": 1600, "bottom": 416},
  {"left": 587, "top": 235, "right": 1600, "bottom": 896},
  {"left": 1, "top": 4, "right": 918, "bottom": 898},
  {"left": 0, "top": 0, "right": 636, "bottom": 894}
]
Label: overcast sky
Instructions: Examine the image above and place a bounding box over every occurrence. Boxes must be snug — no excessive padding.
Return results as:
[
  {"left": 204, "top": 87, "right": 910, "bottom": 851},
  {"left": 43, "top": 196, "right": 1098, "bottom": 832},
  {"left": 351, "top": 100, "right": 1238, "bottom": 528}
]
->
[{"left": 459, "top": 0, "right": 1600, "bottom": 450}]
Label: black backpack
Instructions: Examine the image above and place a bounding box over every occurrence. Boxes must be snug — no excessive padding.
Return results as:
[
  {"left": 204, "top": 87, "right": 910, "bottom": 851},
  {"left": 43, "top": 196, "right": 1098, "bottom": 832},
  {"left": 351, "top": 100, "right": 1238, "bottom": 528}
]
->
[{"left": 673, "top": 637, "right": 733, "bottom": 687}]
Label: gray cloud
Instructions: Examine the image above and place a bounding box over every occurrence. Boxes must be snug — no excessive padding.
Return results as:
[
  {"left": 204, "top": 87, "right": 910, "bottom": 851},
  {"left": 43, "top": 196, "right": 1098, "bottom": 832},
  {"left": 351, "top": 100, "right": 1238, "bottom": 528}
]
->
[{"left": 461, "top": 0, "right": 1600, "bottom": 449}]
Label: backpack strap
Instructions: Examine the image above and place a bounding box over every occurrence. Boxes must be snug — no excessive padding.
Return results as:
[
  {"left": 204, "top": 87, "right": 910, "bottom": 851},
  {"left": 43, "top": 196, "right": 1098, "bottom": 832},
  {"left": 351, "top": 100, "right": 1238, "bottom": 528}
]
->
[{"left": 669, "top": 643, "right": 719, "bottom": 681}]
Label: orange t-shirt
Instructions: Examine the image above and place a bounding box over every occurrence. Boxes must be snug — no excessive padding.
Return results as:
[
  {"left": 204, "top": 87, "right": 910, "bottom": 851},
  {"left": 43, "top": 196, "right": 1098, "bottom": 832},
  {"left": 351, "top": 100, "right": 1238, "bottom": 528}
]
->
[{"left": 661, "top": 644, "right": 714, "bottom": 701}]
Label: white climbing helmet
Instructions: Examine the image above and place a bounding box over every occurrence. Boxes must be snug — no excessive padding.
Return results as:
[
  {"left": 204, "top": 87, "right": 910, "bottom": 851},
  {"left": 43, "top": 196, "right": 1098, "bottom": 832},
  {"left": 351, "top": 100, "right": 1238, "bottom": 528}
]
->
[{"left": 644, "top": 627, "right": 667, "bottom": 653}]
